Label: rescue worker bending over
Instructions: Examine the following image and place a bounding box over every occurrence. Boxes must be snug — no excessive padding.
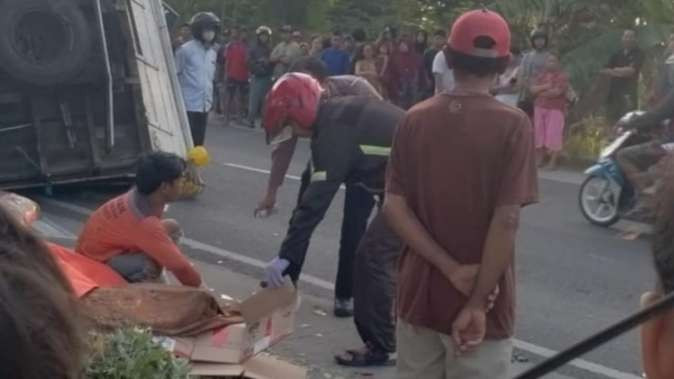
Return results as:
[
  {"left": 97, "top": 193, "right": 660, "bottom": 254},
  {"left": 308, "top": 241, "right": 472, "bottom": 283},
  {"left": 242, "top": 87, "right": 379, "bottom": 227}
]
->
[
  {"left": 255, "top": 56, "right": 382, "bottom": 318},
  {"left": 261, "top": 73, "right": 405, "bottom": 366}
]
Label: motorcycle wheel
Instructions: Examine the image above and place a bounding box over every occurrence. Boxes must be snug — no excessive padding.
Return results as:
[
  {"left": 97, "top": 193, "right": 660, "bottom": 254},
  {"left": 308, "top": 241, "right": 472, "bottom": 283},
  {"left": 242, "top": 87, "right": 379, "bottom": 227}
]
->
[{"left": 578, "top": 175, "right": 621, "bottom": 227}]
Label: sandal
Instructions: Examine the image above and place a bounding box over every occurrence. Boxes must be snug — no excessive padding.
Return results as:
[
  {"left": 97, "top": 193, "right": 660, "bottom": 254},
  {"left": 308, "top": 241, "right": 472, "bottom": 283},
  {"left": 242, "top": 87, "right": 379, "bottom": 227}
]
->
[{"left": 335, "top": 347, "right": 395, "bottom": 367}]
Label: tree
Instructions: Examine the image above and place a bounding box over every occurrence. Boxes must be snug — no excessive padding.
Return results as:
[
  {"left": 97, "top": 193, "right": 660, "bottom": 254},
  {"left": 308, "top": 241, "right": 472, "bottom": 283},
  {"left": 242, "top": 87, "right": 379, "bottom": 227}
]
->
[
  {"left": 164, "top": 0, "right": 313, "bottom": 29},
  {"left": 166, "top": 0, "right": 672, "bottom": 94},
  {"left": 326, "top": 0, "right": 394, "bottom": 35},
  {"left": 487, "top": 0, "right": 673, "bottom": 94}
]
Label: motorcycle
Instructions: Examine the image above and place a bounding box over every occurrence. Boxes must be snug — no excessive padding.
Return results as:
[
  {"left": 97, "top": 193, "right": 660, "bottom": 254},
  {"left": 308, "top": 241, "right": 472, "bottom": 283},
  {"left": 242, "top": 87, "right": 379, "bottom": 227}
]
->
[
  {"left": 578, "top": 130, "right": 637, "bottom": 226},
  {"left": 579, "top": 112, "right": 673, "bottom": 226}
]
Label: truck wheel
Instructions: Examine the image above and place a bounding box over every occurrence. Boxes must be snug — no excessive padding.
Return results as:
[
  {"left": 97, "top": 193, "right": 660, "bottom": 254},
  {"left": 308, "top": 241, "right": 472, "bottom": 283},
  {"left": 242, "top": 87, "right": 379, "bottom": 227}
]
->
[{"left": 0, "top": 0, "right": 93, "bottom": 86}]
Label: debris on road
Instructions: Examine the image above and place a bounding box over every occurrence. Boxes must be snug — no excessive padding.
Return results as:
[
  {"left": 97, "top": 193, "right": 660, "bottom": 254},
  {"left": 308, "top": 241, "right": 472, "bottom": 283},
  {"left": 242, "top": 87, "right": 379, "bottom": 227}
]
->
[
  {"left": 313, "top": 307, "right": 328, "bottom": 317},
  {"left": 513, "top": 352, "right": 530, "bottom": 363}
]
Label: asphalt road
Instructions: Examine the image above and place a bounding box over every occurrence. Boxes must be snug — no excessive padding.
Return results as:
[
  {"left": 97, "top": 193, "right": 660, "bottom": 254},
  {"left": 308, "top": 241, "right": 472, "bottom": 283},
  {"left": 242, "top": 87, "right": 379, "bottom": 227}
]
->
[{"left": 32, "top": 119, "right": 654, "bottom": 378}]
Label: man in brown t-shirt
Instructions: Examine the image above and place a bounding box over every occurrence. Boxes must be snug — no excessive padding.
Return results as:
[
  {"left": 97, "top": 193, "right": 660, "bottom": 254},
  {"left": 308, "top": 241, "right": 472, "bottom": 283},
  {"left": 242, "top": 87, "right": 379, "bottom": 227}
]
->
[{"left": 383, "top": 9, "right": 538, "bottom": 379}]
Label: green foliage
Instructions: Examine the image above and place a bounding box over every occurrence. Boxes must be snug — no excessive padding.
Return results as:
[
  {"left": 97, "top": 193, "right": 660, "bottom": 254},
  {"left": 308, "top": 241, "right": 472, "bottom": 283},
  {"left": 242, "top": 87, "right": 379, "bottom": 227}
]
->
[
  {"left": 165, "top": 0, "right": 672, "bottom": 98},
  {"left": 564, "top": 115, "right": 610, "bottom": 162},
  {"left": 326, "top": 0, "right": 393, "bottom": 35},
  {"left": 164, "top": 0, "right": 315, "bottom": 29},
  {"left": 85, "top": 329, "right": 190, "bottom": 379},
  {"left": 488, "top": 0, "right": 673, "bottom": 94}
]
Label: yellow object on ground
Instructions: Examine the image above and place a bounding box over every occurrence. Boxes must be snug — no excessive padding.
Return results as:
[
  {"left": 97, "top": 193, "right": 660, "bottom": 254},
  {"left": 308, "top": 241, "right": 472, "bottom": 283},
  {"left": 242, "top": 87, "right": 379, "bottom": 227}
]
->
[
  {"left": 188, "top": 146, "right": 210, "bottom": 167},
  {"left": 180, "top": 163, "right": 205, "bottom": 199}
]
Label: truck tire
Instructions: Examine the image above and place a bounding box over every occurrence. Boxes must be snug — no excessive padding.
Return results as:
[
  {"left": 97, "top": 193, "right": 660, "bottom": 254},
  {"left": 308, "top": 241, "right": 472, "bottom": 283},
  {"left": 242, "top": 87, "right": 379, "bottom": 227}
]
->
[{"left": 0, "top": 0, "right": 93, "bottom": 86}]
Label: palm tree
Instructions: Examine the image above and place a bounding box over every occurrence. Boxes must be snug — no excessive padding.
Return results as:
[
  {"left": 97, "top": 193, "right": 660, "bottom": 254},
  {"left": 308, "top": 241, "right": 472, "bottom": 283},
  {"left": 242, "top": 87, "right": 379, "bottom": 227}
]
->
[{"left": 489, "top": 0, "right": 673, "bottom": 94}]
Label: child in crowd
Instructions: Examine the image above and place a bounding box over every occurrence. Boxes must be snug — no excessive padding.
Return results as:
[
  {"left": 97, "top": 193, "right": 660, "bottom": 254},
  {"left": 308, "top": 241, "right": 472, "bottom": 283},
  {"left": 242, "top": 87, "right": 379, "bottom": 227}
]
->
[
  {"left": 529, "top": 52, "right": 568, "bottom": 170},
  {"left": 355, "top": 43, "right": 383, "bottom": 95}
]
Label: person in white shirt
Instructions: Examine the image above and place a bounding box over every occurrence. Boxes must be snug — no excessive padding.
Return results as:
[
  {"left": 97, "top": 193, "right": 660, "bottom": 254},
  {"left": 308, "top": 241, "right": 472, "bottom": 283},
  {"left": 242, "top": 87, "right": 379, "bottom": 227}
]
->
[
  {"left": 432, "top": 48, "right": 455, "bottom": 94},
  {"left": 175, "top": 12, "right": 219, "bottom": 146},
  {"left": 493, "top": 48, "right": 522, "bottom": 108}
]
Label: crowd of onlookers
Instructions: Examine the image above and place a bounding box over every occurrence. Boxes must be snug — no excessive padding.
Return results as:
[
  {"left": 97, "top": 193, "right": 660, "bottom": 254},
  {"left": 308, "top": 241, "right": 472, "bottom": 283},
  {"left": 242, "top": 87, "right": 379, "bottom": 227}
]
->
[
  {"left": 173, "top": 23, "right": 458, "bottom": 124},
  {"left": 173, "top": 16, "right": 674, "bottom": 175},
  {"left": 172, "top": 20, "right": 578, "bottom": 168}
]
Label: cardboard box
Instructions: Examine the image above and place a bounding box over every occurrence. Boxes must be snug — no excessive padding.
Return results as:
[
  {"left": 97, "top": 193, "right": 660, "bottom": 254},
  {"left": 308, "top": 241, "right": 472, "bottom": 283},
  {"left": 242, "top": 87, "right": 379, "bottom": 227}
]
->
[
  {"left": 157, "top": 281, "right": 298, "bottom": 364},
  {"left": 189, "top": 354, "right": 307, "bottom": 378}
]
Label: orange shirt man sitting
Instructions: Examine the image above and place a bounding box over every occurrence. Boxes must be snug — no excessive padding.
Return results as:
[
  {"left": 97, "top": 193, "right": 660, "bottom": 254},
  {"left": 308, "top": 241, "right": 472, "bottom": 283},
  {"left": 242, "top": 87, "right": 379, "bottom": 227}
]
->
[{"left": 76, "top": 152, "right": 202, "bottom": 287}]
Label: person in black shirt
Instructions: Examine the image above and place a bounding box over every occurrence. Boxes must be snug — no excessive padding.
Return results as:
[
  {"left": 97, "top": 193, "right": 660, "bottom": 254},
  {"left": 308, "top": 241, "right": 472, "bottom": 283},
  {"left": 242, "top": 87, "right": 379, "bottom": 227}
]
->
[
  {"left": 616, "top": 90, "right": 674, "bottom": 218},
  {"left": 601, "top": 29, "right": 644, "bottom": 124},
  {"left": 422, "top": 30, "right": 446, "bottom": 100}
]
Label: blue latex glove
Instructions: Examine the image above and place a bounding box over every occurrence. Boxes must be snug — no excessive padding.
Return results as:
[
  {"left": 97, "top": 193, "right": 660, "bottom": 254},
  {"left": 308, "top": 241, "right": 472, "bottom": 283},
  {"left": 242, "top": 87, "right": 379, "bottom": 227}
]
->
[{"left": 264, "top": 257, "right": 290, "bottom": 288}]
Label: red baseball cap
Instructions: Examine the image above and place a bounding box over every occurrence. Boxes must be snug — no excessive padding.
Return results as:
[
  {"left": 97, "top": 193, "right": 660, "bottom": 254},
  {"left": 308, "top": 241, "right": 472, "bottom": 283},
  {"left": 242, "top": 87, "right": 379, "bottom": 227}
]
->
[{"left": 449, "top": 9, "right": 511, "bottom": 58}]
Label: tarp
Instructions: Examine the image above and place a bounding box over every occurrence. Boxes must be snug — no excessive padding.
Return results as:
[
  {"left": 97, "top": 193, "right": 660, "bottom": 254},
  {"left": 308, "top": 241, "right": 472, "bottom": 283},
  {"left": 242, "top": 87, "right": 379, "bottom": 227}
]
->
[
  {"left": 81, "top": 284, "right": 243, "bottom": 337},
  {"left": 47, "top": 243, "right": 127, "bottom": 297},
  {"left": 47, "top": 243, "right": 243, "bottom": 337}
]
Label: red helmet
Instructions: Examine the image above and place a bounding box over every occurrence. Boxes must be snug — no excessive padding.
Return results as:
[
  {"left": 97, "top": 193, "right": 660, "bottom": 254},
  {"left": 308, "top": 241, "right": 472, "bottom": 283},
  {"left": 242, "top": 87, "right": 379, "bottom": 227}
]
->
[{"left": 262, "top": 73, "right": 323, "bottom": 144}]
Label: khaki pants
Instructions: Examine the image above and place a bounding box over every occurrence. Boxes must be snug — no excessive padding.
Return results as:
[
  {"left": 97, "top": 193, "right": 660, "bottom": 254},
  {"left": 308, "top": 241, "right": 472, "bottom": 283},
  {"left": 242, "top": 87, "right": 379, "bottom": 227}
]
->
[{"left": 397, "top": 319, "right": 512, "bottom": 379}]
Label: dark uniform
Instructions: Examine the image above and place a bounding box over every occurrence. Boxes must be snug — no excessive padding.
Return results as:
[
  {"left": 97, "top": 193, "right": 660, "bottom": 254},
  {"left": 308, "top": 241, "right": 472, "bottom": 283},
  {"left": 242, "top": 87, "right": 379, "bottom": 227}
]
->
[
  {"left": 606, "top": 47, "right": 644, "bottom": 124},
  {"left": 278, "top": 96, "right": 404, "bottom": 354},
  {"left": 617, "top": 90, "right": 674, "bottom": 195}
]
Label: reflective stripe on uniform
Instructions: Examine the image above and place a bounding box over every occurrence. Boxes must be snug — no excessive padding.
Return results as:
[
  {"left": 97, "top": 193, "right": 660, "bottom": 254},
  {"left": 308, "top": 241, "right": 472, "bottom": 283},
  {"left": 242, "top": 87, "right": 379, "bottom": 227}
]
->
[
  {"left": 311, "top": 171, "right": 327, "bottom": 182},
  {"left": 360, "top": 145, "right": 391, "bottom": 156}
]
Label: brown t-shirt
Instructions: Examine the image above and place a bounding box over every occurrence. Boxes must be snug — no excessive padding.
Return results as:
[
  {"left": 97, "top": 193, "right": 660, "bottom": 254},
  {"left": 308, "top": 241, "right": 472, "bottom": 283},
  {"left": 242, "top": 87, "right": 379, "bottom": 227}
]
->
[{"left": 386, "top": 92, "right": 538, "bottom": 339}]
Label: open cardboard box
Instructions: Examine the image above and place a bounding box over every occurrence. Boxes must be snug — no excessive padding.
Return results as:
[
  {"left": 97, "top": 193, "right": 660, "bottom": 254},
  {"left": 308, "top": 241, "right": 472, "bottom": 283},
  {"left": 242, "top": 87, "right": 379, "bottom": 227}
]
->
[
  {"left": 189, "top": 354, "right": 306, "bottom": 378},
  {"left": 157, "top": 281, "right": 302, "bottom": 375}
]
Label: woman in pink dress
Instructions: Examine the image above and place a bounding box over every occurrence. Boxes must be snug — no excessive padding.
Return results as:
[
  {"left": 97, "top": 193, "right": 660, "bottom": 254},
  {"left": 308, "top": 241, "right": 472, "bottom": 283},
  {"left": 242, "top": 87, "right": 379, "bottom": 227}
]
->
[{"left": 529, "top": 52, "right": 569, "bottom": 170}]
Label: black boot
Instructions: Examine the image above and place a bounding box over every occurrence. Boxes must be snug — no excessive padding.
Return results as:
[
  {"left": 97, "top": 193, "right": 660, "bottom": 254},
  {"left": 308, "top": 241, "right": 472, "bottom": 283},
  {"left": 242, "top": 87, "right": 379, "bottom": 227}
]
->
[{"left": 334, "top": 298, "right": 354, "bottom": 318}]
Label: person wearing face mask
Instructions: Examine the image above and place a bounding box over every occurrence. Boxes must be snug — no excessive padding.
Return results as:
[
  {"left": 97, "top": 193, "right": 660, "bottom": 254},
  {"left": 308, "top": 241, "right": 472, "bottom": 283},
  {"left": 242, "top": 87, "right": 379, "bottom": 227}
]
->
[{"left": 175, "top": 12, "right": 220, "bottom": 147}]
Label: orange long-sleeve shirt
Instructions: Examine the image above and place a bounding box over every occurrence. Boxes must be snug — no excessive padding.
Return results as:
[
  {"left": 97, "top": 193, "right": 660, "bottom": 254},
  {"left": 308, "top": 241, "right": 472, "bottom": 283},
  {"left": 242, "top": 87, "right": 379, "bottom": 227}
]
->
[{"left": 76, "top": 191, "right": 201, "bottom": 287}]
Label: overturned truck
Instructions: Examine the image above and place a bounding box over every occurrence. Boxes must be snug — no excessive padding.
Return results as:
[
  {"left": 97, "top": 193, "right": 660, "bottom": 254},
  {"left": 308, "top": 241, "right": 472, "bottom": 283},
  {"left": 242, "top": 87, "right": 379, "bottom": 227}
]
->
[{"left": 0, "top": 0, "right": 193, "bottom": 189}]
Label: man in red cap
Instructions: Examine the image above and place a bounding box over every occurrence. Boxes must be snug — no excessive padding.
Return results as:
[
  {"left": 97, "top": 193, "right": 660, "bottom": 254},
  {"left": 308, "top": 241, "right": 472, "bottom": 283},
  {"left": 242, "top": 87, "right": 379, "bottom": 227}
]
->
[{"left": 383, "top": 9, "right": 538, "bottom": 378}]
